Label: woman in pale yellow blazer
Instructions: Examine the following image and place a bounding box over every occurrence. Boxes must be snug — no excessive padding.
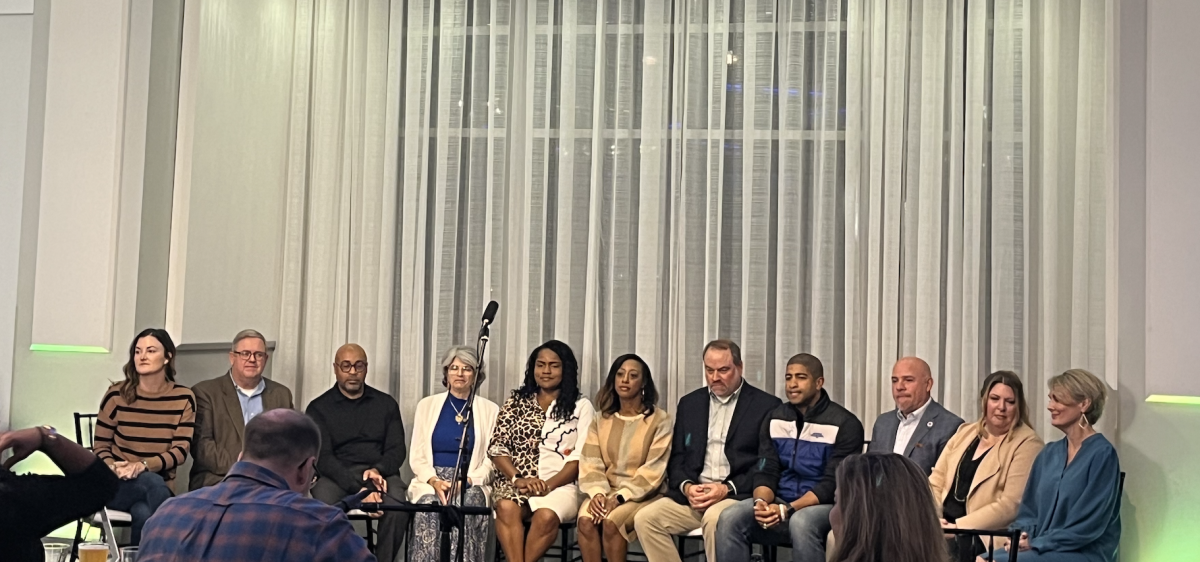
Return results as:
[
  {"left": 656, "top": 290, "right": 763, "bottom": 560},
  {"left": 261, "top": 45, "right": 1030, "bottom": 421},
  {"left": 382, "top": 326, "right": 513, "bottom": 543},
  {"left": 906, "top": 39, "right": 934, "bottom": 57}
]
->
[{"left": 930, "top": 371, "right": 1045, "bottom": 562}]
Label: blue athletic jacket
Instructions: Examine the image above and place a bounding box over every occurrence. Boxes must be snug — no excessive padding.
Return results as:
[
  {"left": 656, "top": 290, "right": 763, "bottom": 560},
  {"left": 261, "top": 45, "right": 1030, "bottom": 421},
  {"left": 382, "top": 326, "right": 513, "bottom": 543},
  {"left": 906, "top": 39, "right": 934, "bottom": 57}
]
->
[{"left": 752, "top": 389, "right": 864, "bottom": 504}]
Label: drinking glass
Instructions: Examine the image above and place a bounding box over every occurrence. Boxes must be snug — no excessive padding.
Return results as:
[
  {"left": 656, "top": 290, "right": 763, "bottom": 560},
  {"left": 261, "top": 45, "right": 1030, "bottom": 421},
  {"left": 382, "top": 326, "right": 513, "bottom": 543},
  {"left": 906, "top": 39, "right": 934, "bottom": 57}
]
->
[
  {"left": 42, "top": 543, "right": 69, "bottom": 562},
  {"left": 78, "top": 542, "right": 109, "bottom": 562}
]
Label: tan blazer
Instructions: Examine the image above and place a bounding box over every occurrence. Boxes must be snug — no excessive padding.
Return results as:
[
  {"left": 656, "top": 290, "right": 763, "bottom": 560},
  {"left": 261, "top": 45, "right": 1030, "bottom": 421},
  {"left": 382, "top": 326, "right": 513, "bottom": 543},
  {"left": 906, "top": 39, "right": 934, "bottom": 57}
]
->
[
  {"left": 189, "top": 372, "right": 294, "bottom": 490},
  {"left": 929, "top": 422, "right": 1044, "bottom": 531}
]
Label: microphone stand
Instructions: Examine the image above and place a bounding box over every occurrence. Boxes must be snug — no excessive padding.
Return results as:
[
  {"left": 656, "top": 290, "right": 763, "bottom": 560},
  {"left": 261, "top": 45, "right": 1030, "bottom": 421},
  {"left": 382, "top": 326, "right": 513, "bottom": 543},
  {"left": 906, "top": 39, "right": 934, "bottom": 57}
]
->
[{"left": 438, "top": 320, "right": 491, "bottom": 562}]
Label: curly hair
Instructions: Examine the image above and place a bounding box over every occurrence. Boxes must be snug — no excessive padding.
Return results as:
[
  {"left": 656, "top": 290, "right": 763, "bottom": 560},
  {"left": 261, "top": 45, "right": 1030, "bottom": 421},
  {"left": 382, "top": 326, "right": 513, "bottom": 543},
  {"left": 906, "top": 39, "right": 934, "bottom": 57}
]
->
[{"left": 514, "top": 340, "right": 581, "bottom": 421}]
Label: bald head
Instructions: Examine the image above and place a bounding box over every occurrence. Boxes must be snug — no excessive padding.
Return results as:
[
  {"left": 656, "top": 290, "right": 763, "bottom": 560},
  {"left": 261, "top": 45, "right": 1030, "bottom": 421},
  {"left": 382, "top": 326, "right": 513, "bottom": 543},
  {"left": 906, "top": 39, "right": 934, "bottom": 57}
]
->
[
  {"left": 333, "top": 343, "right": 369, "bottom": 399},
  {"left": 891, "top": 356, "right": 934, "bottom": 416}
]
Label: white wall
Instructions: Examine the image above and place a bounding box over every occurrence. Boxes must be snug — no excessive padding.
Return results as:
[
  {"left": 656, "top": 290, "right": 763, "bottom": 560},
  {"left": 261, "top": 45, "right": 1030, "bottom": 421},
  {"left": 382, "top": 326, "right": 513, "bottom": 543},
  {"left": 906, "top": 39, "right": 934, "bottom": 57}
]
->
[
  {"left": 8, "top": 0, "right": 156, "bottom": 479},
  {"left": 1116, "top": 1, "right": 1200, "bottom": 560},
  {"left": 0, "top": 1, "right": 34, "bottom": 431},
  {"left": 165, "top": 0, "right": 296, "bottom": 347}
]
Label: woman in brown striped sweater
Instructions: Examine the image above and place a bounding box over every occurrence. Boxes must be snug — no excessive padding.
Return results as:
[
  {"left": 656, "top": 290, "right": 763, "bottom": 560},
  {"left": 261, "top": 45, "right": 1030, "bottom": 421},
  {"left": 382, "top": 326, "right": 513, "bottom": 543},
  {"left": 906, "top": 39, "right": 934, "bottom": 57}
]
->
[
  {"left": 577, "top": 353, "right": 673, "bottom": 562},
  {"left": 93, "top": 328, "right": 195, "bottom": 545}
]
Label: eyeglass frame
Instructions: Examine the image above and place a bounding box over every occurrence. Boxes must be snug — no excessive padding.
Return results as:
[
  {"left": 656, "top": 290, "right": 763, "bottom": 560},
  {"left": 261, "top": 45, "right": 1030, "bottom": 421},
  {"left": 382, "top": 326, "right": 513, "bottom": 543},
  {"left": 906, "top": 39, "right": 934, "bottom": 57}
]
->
[
  {"left": 231, "top": 350, "right": 269, "bottom": 362},
  {"left": 335, "top": 360, "right": 369, "bottom": 374}
]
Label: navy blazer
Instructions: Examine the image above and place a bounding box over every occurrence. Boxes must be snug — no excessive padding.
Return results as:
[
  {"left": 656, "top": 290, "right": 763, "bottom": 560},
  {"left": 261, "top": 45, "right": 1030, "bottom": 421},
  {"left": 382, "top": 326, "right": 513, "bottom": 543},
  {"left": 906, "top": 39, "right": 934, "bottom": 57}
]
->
[
  {"left": 868, "top": 399, "right": 964, "bottom": 475},
  {"left": 665, "top": 381, "right": 781, "bottom": 504}
]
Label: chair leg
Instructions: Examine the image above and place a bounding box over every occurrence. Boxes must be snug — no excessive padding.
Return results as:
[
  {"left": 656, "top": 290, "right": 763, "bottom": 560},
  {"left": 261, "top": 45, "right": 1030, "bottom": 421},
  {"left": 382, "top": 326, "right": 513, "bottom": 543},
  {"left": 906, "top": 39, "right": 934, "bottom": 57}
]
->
[
  {"left": 560, "top": 526, "right": 569, "bottom": 562},
  {"left": 70, "top": 519, "right": 84, "bottom": 562}
]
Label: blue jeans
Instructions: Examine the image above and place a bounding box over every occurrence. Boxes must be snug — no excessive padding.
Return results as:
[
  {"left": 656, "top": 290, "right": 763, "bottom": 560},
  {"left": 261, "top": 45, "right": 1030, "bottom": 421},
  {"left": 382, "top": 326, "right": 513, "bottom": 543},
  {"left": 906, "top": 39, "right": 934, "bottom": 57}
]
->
[
  {"left": 715, "top": 498, "right": 833, "bottom": 562},
  {"left": 106, "top": 470, "right": 172, "bottom": 545}
]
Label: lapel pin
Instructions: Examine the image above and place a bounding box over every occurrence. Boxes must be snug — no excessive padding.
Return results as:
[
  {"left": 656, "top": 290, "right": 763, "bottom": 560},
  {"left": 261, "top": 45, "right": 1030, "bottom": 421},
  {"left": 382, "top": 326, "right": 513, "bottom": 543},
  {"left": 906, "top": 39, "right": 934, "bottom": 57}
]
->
[{"left": 927, "top": 421, "right": 934, "bottom": 428}]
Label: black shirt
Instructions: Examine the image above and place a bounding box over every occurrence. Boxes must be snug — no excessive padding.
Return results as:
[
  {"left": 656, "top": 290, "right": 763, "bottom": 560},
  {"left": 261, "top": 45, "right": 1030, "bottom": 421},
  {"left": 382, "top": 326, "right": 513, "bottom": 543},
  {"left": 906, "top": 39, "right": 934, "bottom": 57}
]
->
[
  {"left": 305, "top": 384, "right": 407, "bottom": 492},
  {"left": 0, "top": 457, "right": 119, "bottom": 562},
  {"left": 942, "top": 436, "right": 990, "bottom": 522}
]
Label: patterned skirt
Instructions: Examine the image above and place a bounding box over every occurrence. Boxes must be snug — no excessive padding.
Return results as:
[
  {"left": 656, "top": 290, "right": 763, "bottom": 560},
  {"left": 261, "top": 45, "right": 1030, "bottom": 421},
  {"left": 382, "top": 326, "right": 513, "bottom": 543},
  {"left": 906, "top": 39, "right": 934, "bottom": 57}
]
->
[{"left": 409, "top": 466, "right": 489, "bottom": 562}]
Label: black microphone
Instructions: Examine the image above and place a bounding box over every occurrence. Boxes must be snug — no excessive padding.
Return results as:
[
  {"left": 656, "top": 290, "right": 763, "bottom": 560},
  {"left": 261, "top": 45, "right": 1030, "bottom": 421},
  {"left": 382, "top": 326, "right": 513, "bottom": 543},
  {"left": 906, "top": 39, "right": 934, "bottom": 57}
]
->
[
  {"left": 333, "top": 487, "right": 375, "bottom": 513},
  {"left": 481, "top": 301, "right": 499, "bottom": 326}
]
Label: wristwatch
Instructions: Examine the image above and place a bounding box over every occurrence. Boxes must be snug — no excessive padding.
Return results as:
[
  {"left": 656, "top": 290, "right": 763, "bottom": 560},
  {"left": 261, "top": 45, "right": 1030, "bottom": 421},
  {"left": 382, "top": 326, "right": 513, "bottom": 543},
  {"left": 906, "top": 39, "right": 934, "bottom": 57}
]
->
[
  {"left": 39, "top": 425, "right": 59, "bottom": 447},
  {"left": 615, "top": 494, "right": 627, "bottom": 505}
]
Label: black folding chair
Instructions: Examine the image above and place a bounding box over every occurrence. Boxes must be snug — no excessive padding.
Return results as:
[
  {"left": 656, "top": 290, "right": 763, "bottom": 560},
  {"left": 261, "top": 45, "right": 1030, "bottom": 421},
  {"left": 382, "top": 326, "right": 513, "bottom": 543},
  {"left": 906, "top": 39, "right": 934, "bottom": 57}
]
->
[
  {"left": 71, "top": 413, "right": 132, "bottom": 561},
  {"left": 946, "top": 527, "right": 1024, "bottom": 562}
]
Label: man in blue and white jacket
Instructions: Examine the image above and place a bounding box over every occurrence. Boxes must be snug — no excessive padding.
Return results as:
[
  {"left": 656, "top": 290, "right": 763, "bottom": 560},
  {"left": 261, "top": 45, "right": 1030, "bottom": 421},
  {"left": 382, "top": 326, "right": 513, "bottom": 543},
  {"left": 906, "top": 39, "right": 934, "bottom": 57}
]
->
[{"left": 715, "top": 353, "right": 864, "bottom": 562}]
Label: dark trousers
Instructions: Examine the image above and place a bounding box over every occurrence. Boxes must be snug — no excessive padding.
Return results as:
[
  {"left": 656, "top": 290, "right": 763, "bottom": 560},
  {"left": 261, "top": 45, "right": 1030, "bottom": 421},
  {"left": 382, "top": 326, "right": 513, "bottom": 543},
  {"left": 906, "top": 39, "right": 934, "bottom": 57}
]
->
[
  {"left": 106, "top": 471, "right": 172, "bottom": 545},
  {"left": 312, "top": 468, "right": 409, "bottom": 562}
]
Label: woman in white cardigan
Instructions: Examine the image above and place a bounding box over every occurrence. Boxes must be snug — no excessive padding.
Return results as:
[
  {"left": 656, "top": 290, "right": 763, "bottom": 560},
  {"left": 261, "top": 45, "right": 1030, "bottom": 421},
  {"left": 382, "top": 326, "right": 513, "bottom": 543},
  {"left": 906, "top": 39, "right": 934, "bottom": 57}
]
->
[{"left": 407, "top": 345, "right": 500, "bottom": 562}]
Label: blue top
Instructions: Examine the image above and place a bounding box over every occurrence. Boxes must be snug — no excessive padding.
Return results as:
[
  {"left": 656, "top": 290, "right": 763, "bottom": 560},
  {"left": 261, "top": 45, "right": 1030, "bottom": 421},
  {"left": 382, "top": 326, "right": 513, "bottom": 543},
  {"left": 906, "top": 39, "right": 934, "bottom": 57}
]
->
[
  {"left": 432, "top": 395, "right": 474, "bottom": 468},
  {"left": 997, "top": 433, "right": 1121, "bottom": 562},
  {"left": 232, "top": 374, "right": 266, "bottom": 425}
]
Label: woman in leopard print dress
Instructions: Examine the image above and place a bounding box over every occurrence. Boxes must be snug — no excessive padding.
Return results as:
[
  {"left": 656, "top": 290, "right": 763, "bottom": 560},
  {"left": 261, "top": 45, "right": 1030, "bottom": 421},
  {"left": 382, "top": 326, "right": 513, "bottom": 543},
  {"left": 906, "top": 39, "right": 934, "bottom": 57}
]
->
[{"left": 489, "top": 340, "right": 595, "bottom": 562}]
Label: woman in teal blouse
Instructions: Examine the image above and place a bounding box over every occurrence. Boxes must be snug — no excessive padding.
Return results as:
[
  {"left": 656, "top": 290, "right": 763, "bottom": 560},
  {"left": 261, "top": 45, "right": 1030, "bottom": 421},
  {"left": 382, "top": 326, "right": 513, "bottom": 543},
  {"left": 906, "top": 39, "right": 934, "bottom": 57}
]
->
[{"left": 989, "top": 369, "right": 1121, "bottom": 562}]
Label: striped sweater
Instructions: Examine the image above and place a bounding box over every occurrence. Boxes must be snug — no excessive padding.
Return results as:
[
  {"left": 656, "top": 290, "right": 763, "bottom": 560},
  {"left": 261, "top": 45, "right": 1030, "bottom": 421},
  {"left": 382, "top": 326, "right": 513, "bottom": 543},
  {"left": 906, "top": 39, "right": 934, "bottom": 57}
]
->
[
  {"left": 579, "top": 408, "right": 673, "bottom": 502},
  {"left": 94, "top": 382, "right": 196, "bottom": 489}
]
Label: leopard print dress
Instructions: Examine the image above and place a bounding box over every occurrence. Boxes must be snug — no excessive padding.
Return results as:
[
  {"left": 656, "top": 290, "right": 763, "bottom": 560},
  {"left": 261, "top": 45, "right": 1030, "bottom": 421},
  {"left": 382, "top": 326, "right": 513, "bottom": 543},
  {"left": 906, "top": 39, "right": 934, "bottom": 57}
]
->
[{"left": 487, "top": 394, "right": 546, "bottom": 506}]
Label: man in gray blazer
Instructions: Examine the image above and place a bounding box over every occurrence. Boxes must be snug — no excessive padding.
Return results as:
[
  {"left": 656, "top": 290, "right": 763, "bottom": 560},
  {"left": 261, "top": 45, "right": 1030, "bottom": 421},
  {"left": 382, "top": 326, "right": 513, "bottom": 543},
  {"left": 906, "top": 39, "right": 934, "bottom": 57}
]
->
[{"left": 867, "top": 357, "right": 964, "bottom": 475}]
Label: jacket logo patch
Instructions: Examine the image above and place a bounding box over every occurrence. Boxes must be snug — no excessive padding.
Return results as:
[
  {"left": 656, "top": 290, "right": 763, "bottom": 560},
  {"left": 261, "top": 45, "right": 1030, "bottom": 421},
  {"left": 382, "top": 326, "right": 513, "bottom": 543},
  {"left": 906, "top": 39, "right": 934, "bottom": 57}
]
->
[{"left": 799, "top": 423, "right": 839, "bottom": 445}]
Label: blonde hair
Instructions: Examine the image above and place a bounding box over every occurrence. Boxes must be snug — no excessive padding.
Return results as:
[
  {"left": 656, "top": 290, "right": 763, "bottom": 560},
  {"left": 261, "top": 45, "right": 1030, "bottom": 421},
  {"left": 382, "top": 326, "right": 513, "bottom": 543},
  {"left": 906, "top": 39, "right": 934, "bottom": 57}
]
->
[
  {"left": 1049, "top": 368, "right": 1107, "bottom": 425},
  {"left": 975, "top": 370, "right": 1031, "bottom": 437}
]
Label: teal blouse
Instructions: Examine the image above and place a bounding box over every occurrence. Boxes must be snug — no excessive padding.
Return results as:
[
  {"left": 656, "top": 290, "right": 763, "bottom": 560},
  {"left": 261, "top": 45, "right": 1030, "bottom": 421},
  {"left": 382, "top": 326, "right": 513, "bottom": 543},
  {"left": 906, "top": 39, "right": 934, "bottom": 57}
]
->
[{"left": 997, "top": 433, "right": 1121, "bottom": 562}]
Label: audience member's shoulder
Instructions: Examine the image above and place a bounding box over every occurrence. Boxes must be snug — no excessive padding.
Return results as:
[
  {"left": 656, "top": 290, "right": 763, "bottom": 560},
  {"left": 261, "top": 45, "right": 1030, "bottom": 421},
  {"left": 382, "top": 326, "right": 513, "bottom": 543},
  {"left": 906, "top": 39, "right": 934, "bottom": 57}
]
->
[{"left": 743, "top": 382, "right": 781, "bottom": 405}]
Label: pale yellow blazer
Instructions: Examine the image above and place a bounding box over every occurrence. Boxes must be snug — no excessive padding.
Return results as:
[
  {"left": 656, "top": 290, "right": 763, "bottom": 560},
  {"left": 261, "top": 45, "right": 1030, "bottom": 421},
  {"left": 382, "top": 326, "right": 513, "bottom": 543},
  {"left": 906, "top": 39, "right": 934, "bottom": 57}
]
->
[{"left": 929, "top": 422, "right": 1044, "bottom": 531}]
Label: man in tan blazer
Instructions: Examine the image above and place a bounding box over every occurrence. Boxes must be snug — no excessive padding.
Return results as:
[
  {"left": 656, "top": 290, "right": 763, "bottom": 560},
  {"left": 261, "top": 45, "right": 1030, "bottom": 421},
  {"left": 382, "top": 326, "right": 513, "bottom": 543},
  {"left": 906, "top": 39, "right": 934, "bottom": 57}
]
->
[{"left": 189, "top": 329, "right": 294, "bottom": 491}]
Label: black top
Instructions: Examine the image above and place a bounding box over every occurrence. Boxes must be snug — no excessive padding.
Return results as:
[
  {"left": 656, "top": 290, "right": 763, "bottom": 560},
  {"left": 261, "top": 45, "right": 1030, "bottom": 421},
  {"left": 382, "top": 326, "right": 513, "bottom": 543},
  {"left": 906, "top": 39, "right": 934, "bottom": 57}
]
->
[
  {"left": 305, "top": 385, "right": 407, "bottom": 492},
  {"left": 943, "top": 436, "right": 990, "bottom": 522},
  {"left": 0, "top": 457, "right": 119, "bottom": 562},
  {"left": 664, "top": 382, "right": 782, "bottom": 505}
]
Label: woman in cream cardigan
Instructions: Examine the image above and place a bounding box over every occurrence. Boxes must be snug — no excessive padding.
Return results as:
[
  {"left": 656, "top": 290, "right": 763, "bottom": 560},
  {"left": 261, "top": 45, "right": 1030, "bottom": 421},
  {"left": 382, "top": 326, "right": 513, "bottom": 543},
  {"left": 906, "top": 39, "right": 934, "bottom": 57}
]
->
[
  {"left": 930, "top": 370, "right": 1045, "bottom": 562},
  {"left": 407, "top": 345, "right": 500, "bottom": 562}
]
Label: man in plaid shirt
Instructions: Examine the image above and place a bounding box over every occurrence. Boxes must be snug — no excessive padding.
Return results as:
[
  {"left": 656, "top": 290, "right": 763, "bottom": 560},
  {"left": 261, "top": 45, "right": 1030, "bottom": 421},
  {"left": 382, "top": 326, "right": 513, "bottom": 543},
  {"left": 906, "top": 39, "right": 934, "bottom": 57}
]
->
[{"left": 138, "top": 409, "right": 374, "bottom": 561}]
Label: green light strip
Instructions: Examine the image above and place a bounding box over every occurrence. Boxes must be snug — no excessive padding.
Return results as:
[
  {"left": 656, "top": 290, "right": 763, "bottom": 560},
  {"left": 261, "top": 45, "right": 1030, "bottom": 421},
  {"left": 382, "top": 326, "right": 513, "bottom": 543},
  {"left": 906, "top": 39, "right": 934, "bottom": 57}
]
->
[
  {"left": 1145, "top": 394, "right": 1200, "bottom": 406},
  {"left": 30, "top": 344, "right": 110, "bottom": 354}
]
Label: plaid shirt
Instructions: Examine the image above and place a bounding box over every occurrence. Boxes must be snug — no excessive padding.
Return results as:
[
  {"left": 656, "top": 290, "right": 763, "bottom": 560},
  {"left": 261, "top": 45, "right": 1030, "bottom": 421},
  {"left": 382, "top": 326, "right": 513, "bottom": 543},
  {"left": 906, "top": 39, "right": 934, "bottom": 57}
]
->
[{"left": 138, "top": 461, "right": 375, "bottom": 562}]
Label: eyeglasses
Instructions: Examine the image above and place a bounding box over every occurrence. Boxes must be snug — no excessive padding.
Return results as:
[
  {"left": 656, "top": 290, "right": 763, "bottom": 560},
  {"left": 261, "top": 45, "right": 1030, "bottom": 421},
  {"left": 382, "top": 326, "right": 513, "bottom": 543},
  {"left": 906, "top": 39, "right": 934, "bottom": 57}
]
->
[
  {"left": 300, "top": 457, "right": 319, "bottom": 487},
  {"left": 338, "top": 361, "right": 368, "bottom": 373},
  {"left": 232, "top": 350, "right": 268, "bottom": 362},
  {"left": 447, "top": 364, "right": 475, "bottom": 374}
]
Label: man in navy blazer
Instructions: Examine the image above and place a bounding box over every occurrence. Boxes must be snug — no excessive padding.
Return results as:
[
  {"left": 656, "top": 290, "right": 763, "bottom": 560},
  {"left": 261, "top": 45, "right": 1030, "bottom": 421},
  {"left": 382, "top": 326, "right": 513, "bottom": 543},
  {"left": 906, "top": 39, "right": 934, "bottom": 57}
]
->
[
  {"left": 867, "top": 357, "right": 964, "bottom": 475},
  {"left": 633, "top": 339, "right": 781, "bottom": 562}
]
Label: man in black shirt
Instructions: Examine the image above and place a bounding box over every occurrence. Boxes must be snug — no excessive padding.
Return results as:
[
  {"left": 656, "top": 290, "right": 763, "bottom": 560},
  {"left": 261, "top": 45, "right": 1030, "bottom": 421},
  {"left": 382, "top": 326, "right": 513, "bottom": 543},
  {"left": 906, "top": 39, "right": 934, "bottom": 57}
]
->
[
  {"left": 305, "top": 343, "right": 407, "bottom": 562},
  {"left": 1, "top": 425, "right": 120, "bottom": 562}
]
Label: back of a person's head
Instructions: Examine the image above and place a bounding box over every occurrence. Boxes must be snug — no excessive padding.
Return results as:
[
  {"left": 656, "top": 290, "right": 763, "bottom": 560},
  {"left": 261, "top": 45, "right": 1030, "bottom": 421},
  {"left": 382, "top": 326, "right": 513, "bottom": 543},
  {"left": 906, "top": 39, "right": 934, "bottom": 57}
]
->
[
  {"left": 241, "top": 409, "right": 320, "bottom": 466},
  {"left": 832, "top": 453, "right": 948, "bottom": 562}
]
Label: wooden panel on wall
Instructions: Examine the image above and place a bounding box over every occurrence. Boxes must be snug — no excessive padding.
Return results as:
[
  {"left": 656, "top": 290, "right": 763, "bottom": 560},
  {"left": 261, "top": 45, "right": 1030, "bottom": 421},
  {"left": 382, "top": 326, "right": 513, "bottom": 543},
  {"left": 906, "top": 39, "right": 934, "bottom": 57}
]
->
[{"left": 30, "top": 0, "right": 129, "bottom": 352}]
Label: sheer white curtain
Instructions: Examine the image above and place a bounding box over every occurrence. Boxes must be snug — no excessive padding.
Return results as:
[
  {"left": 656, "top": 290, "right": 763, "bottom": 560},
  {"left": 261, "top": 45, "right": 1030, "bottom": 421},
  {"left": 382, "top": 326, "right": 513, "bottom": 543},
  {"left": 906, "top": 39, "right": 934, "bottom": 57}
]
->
[
  {"left": 259, "top": 0, "right": 1113, "bottom": 436},
  {"left": 269, "top": 0, "right": 405, "bottom": 404}
]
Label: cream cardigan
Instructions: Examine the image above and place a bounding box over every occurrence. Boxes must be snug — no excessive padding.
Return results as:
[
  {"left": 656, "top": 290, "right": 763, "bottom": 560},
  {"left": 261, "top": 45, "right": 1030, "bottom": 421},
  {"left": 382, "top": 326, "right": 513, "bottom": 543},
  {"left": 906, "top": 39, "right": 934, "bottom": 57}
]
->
[{"left": 406, "top": 391, "right": 500, "bottom": 503}]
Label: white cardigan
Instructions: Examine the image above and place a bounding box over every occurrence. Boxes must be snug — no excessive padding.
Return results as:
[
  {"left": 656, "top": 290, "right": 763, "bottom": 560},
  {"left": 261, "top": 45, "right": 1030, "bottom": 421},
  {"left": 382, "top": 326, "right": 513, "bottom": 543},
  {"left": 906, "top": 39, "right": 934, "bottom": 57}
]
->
[{"left": 406, "top": 391, "right": 500, "bottom": 503}]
